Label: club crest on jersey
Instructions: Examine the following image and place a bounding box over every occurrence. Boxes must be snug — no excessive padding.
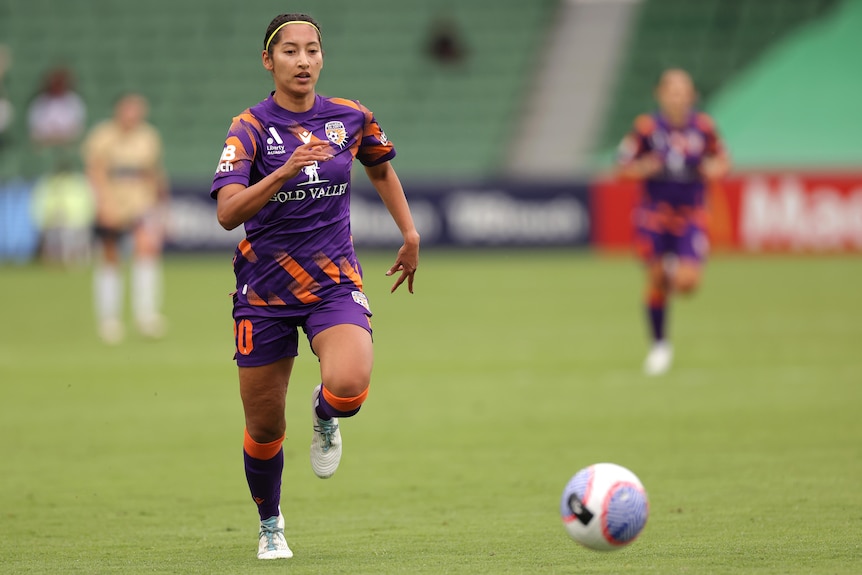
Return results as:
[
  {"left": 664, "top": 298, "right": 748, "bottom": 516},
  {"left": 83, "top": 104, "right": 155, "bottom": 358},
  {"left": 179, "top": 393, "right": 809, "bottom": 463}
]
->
[{"left": 325, "top": 121, "right": 348, "bottom": 148}]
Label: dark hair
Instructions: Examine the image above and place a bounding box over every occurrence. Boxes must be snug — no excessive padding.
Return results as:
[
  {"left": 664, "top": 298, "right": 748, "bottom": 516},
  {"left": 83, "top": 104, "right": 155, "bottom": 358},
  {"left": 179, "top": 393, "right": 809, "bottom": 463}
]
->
[{"left": 264, "top": 13, "right": 323, "bottom": 54}]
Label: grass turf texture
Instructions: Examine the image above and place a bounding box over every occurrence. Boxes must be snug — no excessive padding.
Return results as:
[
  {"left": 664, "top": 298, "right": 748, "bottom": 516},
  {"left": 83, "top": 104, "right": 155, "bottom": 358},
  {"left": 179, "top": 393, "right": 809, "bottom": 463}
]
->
[{"left": 0, "top": 251, "right": 860, "bottom": 574}]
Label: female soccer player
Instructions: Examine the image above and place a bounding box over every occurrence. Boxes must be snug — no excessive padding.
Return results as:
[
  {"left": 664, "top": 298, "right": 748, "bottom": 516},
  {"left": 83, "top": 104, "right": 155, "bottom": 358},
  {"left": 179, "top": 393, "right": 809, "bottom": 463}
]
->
[
  {"left": 617, "top": 69, "right": 730, "bottom": 376},
  {"left": 83, "top": 93, "right": 169, "bottom": 343},
  {"left": 210, "top": 14, "right": 420, "bottom": 560}
]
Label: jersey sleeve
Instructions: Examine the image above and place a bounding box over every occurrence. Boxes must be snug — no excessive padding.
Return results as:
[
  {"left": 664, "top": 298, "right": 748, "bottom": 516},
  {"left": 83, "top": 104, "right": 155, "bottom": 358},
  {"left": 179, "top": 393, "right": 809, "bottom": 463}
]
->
[
  {"left": 210, "top": 111, "right": 261, "bottom": 199},
  {"left": 695, "top": 113, "right": 728, "bottom": 159},
  {"left": 355, "top": 102, "right": 396, "bottom": 167},
  {"left": 617, "top": 114, "right": 655, "bottom": 165}
]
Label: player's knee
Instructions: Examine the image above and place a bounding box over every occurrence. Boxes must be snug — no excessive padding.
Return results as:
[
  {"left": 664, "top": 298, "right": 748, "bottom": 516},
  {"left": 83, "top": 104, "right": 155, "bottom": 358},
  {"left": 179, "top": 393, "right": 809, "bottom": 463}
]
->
[
  {"left": 321, "top": 381, "right": 369, "bottom": 416},
  {"left": 675, "top": 274, "right": 700, "bottom": 294},
  {"left": 245, "top": 419, "right": 285, "bottom": 446},
  {"left": 323, "top": 370, "right": 370, "bottom": 400}
]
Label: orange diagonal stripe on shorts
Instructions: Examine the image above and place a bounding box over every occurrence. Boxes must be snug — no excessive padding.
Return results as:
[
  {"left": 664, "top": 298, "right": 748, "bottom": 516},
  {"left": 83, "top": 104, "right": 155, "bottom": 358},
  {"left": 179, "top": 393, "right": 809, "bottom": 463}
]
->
[{"left": 275, "top": 252, "right": 322, "bottom": 304}]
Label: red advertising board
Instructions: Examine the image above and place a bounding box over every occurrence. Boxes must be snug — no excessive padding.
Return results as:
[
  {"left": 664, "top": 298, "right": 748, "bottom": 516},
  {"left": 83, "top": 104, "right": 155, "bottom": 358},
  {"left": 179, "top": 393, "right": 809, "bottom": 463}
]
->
[{"left": 591, "top": 172, "right": 862, "bottom": 253}]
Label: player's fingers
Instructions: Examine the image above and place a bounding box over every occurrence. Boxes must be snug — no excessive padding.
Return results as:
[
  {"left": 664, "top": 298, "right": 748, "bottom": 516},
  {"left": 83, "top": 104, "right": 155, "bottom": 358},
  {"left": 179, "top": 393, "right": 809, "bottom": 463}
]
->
[
  {"left": 390, "top": 272, "right": 406, "bottom": 293},
  {"left": 407, "top": 271, "right": 415, "bottom": 294},
  {"left": 385, "top": 262, "right": 403, "bottom": 277}
]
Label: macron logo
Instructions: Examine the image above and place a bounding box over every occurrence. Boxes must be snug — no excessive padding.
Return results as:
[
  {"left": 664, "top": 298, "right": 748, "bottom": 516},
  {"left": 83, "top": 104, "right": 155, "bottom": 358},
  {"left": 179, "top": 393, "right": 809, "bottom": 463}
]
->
[{"left": 299, "top": 130, "right": 312, "bottom": 144}]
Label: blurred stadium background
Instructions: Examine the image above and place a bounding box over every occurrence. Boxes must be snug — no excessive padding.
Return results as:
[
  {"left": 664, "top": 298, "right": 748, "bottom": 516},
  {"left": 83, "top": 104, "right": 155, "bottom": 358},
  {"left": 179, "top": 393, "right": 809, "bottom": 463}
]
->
[{"left": 1, "top": 0, "right": 860, "bottom": 258}]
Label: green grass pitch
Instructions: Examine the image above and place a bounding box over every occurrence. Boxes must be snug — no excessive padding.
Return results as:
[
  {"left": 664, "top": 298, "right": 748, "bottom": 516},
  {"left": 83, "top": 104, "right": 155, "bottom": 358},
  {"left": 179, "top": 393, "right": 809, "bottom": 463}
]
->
[{"left": 1, "top": 251, "right": 860, "bottom": 574}]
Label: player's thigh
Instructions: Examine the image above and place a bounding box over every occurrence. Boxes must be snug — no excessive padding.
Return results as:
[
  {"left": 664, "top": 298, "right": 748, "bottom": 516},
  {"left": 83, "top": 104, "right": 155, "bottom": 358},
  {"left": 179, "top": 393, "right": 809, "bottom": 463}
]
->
[
  {"left": 312, "top": 324, "right": 374, "bottom": 397},
  {"left": 239, "top": 356, "right": 295, "bottom": 441}
]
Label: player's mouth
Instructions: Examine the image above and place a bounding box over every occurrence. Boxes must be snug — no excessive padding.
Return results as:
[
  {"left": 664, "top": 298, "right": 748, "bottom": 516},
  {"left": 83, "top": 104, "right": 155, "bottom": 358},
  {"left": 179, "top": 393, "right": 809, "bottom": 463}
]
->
[{"left": 295, "top": 72, "right": 312, "bottom": 83}]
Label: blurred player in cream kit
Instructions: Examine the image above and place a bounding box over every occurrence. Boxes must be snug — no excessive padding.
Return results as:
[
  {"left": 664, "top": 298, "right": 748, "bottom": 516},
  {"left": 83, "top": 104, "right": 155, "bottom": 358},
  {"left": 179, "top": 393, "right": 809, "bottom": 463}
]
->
[
  {"left": 617, "top": 69, "right": 730, "bottom": 376},
  {"left": 210, "top": 13, "right": 419, "bottom": 559},
  {"left": 82, "top": 93, "right": 169, "bottom": 343}
]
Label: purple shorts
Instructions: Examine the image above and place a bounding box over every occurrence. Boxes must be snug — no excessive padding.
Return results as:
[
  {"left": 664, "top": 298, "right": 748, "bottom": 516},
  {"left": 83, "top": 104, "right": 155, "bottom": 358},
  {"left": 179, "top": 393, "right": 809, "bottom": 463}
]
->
[
  {"left": 636, "top": 219, "right": 709, "bottom": 263},
  {"left": 232, "top": 288, "right": 372, "bottom": 367}
]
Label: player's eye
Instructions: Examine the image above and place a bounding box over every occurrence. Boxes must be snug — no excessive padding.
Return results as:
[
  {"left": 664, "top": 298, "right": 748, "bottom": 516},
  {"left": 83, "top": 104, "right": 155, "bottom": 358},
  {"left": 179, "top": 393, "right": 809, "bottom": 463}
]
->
[{"left": 285, "top": 49, "right": 296, "bottom": 55}]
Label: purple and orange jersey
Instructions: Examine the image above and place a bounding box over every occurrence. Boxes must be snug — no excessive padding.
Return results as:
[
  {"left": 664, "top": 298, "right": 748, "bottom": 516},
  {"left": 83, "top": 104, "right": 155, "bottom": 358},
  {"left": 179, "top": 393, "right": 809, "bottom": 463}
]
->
[
  {"left": 617, "top": 111, "right": 727, "bottom": 211},
  {"left": 210, "top": 93, "right": 395, "bottom": 310}
]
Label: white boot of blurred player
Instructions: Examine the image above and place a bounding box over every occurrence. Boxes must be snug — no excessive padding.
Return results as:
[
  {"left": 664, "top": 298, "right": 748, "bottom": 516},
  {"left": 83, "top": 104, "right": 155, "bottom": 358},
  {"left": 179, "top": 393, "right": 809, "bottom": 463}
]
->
[{"left": 644, "top": 341, "right": 673, "bottom": 376}]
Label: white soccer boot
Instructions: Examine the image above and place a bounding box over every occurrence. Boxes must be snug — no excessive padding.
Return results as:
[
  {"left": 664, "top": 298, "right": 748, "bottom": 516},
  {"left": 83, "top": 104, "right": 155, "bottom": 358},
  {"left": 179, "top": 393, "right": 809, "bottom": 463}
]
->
[
  {"left": 310, "top": 384, "right": 342, "bottom": 479},
  {"left": 258, "top": 511, "right": 293, "bottom": 560},
  {"left": 98, "top": 318, "right": 124, "bottom": 345},
  {"left": 644, "top": 341, "right": 673, "bottom": 376}
]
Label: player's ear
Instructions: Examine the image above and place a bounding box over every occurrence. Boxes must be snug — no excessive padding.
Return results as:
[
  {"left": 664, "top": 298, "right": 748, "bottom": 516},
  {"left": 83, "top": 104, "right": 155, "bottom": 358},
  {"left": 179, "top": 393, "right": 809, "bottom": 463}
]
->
[{"left": 262, "top": 50, "right": 274, "bottom": 72}]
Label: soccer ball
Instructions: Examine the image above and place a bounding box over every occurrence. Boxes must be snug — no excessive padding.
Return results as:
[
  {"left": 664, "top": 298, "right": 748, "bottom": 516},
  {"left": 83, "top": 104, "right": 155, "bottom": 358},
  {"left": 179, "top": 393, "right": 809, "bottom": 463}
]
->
[{"left": 560, "top": 463, "right": 649, "bottom": 551}]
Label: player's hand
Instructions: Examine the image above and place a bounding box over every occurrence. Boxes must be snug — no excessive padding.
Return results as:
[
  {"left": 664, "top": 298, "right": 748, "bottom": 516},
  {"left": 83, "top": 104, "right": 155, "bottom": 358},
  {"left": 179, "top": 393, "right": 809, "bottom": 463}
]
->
[
  {"left": 278, "top": 141, "right": 334, "bottom": 180},
  {"left": 699, "top": 157, "right": 727, "bottom": 181},
  {"left": 638, "top": 154, "right": 664, "bottom": 178},
  {"left": 386, "top": 240, "right": 419, "bottom": 294}
]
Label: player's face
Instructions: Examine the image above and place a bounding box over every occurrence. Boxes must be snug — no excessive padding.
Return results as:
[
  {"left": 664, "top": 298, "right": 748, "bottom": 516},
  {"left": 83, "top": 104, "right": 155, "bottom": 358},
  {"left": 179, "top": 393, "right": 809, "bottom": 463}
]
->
[
  {"left": 263, "top": 24, "right": 323, "bottom": 99},
  {"left": 115, "top": 95, "right": 147, "bottom": 130},
  {"left": 656, "top": 72, "right": 695, "bottom": 120}
]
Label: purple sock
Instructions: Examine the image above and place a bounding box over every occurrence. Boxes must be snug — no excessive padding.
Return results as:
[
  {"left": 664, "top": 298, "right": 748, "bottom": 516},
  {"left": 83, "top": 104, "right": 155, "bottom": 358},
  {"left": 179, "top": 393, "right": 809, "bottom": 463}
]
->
[
  {"left": 243, "top": 448, "right": 283, "bottom": 521},
  {"left": 647, "top": 303, "right": 666, "bottom": 342},
  {"left": 315, "top": 387, "right": 362, "bottom": 420}
]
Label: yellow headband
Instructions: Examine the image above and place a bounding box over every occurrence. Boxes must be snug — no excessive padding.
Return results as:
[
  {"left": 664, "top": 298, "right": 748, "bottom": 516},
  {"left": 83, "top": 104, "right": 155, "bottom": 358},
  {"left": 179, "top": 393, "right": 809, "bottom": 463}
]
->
[{"left": 265, "top": 21, "right": 322, "bottom": 52}]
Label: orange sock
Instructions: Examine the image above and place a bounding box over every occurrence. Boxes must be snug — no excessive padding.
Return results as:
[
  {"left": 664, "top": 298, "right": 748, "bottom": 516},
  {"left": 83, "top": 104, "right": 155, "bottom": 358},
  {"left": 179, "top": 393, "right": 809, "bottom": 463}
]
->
[
  {"left": 317, "top": 386, "right": 369, "bottom": 419},
  {"left": 243, "top": 428, "right": 284, "bottom": 460}
]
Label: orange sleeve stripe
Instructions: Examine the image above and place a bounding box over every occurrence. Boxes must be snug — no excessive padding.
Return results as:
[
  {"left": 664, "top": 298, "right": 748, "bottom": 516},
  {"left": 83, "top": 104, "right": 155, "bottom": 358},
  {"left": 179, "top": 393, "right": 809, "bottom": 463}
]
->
[
  {"left": 243, "top": 428, "right": 284, "bottom": 460},
  {"left": 238, "top": 239, "right": 258, "bottom": 263},
  {"left": 322, "top": 386, "right": 369, "bottom": 412},
  {"left": 634, "top": 114, "right": 655, "bottom": 136},
  {"left": 328, "top": 97, "right": 362, "bottom": 111}
]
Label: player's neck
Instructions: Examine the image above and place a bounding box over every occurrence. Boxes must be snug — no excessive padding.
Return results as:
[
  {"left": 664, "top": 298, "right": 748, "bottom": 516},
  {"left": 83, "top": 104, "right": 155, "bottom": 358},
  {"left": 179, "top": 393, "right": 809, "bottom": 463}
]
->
[
  {"left": 273, "top": 90, "right": 316, "bottom": 113},
  {"left": 662, "top": 110, "right": 690, "bottom": 128}
]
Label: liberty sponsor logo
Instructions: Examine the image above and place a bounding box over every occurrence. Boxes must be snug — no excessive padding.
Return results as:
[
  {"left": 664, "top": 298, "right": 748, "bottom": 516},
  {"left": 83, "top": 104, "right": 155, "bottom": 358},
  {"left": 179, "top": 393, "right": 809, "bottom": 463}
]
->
[
  {"left": 270, "top": 182, "right": 349, "bottom": 203},
  {"left": 266, "top": 127, "right": 287, "bottom": 155},
  {"left": 325, "top": 121, "right": 347, "bottom": 148}
]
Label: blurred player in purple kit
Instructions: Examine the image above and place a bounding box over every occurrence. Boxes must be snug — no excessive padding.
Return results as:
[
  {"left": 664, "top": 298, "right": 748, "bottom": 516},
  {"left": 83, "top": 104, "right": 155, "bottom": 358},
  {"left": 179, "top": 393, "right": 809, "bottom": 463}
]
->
[
  {"left": 210, "top": 13, "right": 420, "bottom": 559},
  {"left": 617, "top": 69, "right": 730, "bottom": 376}
]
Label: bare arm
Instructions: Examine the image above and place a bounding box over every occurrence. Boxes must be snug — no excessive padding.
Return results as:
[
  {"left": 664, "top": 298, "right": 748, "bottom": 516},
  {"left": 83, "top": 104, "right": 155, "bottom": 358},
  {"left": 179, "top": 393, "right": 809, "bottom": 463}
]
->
[
  {"left": 618, "top": 154, "right": 663, "bottom": 181},
  {"left": 700, "top": 153, "right": 731, "bottom": 182},
  {"left": 364, "top": 161, "right": 420, "bottom": 293},
  {"left": 215, "top": 141, "right": 334, "bottom": 230}
]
